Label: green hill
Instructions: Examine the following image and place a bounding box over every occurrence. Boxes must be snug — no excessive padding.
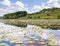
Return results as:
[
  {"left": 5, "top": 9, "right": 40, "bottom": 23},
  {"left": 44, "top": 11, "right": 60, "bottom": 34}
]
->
[
  {"left": 27, "top": 8, "right": 60, "bottom": 19},
  {"left": 3, "top": 8, "right": 60, "bottom": 19}
]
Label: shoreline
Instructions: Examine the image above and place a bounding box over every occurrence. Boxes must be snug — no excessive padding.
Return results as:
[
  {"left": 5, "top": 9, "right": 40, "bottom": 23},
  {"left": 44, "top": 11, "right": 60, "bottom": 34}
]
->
[{"left": 0, "top": 19, "right": 60, "bottom": 30}]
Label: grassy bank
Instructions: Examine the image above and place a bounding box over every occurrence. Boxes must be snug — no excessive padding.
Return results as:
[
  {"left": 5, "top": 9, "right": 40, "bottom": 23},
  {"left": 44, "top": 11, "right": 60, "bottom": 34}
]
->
[{"left": 0, "top": 19, "right": 60, "bottom": 29}]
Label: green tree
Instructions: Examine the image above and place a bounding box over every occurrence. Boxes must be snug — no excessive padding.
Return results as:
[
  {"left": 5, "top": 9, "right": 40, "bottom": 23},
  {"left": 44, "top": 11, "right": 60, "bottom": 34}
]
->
[
  {"left": 57, "top": 15, "right": 60, "bottom": 19},
  {"left": 3, "top": 11, "right": 27, "bottom": 19}
]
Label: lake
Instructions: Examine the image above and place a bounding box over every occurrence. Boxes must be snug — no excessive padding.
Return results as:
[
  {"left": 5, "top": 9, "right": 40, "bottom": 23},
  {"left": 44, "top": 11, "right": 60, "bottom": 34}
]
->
[{"left": 0, "top": 22, "right": 60, "bottom": 46}]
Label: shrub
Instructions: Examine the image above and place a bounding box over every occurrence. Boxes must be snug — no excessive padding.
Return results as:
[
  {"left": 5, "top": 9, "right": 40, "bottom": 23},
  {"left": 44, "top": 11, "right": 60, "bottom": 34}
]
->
[{"left": 57, "top": 15, "right": 60, "bottom": 19}]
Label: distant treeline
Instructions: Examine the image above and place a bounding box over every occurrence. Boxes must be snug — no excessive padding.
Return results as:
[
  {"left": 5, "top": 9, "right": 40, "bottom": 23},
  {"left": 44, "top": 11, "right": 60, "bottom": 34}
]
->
[
  {"left": 3, "top": 8, "right": 60, "bottom": 19},
  {"left": 3, "top": 11, "right": 27, "bottom": 19}
]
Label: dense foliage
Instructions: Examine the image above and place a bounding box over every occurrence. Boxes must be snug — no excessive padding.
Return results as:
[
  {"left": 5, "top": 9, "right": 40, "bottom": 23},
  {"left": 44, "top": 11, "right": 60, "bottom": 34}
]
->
[
  {"left": 27, "top": 8, "right": 60, "bottom": 19},
  {"left": 3, "top": 11, "right": 27, "bottom": 19}
]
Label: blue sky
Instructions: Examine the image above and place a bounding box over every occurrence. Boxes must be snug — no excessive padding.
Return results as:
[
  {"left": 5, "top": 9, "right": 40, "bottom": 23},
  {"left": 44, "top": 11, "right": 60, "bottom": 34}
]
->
[{"left": 0, "top": 0, "right": 60, "bottom": 16}]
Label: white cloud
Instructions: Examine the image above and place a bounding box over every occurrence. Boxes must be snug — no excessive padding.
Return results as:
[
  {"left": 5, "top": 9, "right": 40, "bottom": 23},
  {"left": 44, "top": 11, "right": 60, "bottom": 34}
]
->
[
  {"left": 0, "top": 7, "right": 15, "bottom": 16},
  {"left": 31, "top": 0, "right": 60, "bottom": 13},
  {"left": 0, "top": 0, "right": 60, "bottom": 16},
  {"left": 47, "top": 0, "right": 59, "bottom": 4},
  {"left": 15, "top": 1, "right": 29, "bottom": 12},
  {"left": 54, "top": 2, "right": 60, "bottom": 7},
  {"left": 33, "top": 5, "right": 42, "bottom": 13},
  {"left": 47, "top": 0, "right": 60, "bottom": 7},
  {"left": 15, "top": 1, "right": 24, "bottom": 8},
  {"left": 0, "top": 0, "right": 12, "bottom": 7},
  {"left": 0, "top": 0, "right": 29, "bottom": 16}
]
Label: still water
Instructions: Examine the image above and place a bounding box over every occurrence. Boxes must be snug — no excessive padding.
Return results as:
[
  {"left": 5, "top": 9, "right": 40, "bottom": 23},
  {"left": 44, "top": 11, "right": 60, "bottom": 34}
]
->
[{"left": 0, "top": 22, "right": 60, "bottom": 46}]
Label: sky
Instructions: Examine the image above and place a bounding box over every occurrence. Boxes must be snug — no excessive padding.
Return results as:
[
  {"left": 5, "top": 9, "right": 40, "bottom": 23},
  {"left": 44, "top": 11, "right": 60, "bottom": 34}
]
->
[{"left": 0, "top": 0, "right": 60, "bottom": 16}]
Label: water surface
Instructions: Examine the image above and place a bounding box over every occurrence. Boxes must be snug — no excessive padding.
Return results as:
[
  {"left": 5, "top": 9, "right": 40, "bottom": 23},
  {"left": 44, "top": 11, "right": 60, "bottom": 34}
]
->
[{"left": 0, "top": 22, "right": 60, "bottom": 46}]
